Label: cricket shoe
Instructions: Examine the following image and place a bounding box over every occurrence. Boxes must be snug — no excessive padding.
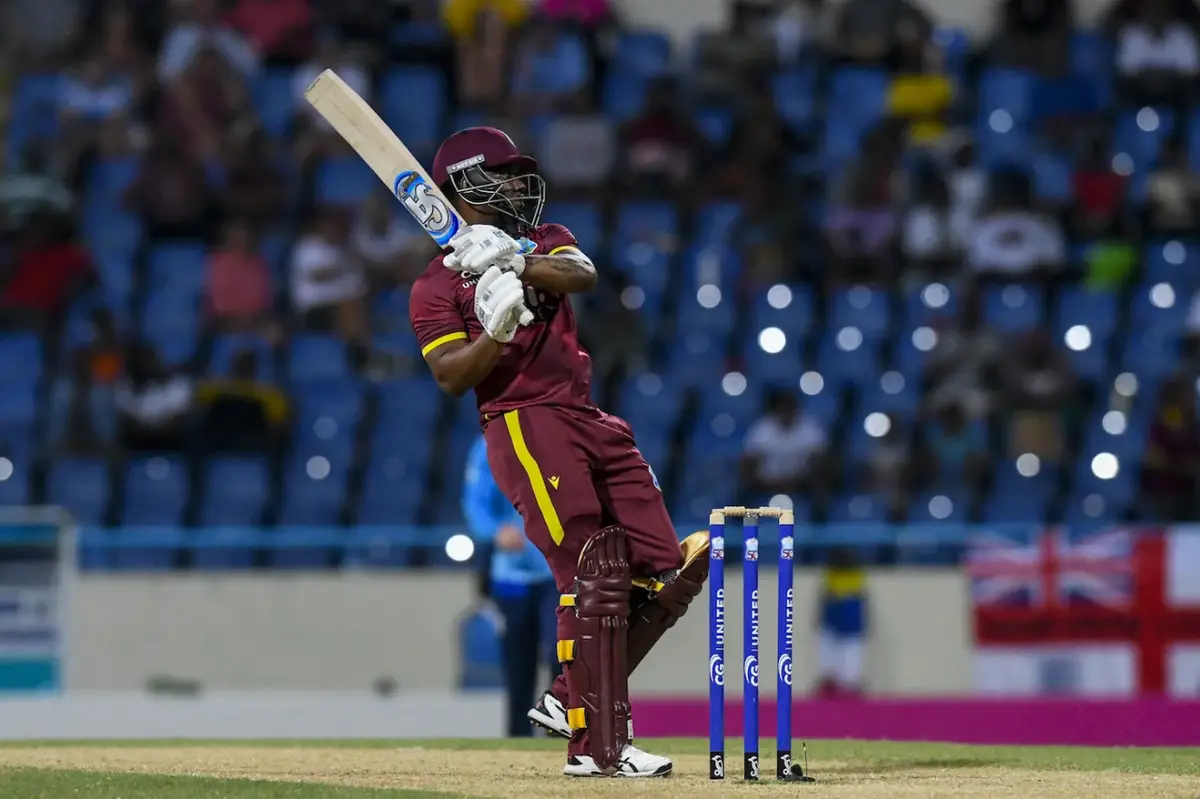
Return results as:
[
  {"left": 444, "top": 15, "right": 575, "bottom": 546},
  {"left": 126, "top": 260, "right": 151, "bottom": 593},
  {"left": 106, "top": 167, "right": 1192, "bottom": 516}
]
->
[
  {"left": 529, "top": 692, "right": 637, "bottom": 742},
  {"left": 563, "top": 744, "right": 672, "bottom": 778},
  {"left": 527, "top": 692, "right": 571, "bottom": 739}
]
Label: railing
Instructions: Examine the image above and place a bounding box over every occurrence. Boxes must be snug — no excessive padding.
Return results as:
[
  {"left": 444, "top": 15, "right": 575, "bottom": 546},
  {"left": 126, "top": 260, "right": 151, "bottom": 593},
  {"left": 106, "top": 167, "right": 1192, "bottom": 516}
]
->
[{"left": 50, "top": 521, "right": 1181, "bottom": 570}]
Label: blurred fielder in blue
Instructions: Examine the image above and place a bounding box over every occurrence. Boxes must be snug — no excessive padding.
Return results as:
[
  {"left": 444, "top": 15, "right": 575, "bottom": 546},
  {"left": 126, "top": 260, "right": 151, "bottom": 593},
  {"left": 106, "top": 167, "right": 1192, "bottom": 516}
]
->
[{"left": 463, "top": 435, "right": 561, "bottom": 736}]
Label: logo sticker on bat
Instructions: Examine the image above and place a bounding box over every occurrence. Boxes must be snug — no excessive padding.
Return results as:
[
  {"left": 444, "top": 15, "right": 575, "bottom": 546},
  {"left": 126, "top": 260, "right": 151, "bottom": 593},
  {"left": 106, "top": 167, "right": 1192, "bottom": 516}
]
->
[{"left": 393, "top": 171, "right": 459, "bottom": 246}]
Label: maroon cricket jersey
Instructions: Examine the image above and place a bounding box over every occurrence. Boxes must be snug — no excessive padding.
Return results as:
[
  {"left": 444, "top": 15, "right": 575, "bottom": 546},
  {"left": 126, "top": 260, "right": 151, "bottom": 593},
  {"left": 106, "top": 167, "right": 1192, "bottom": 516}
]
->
[{"left": 409, "top": 223, "right": 595, "bottom": 423}]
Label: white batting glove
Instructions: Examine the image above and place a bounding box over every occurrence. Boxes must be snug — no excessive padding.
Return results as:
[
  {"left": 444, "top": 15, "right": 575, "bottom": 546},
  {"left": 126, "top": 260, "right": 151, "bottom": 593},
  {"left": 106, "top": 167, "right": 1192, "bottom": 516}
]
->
[
  {"left": 475, "top": 266, "right": 529, "bottom": 343},
  {"left": 444, "top": 224, "right": 526, "bottom": 276}
]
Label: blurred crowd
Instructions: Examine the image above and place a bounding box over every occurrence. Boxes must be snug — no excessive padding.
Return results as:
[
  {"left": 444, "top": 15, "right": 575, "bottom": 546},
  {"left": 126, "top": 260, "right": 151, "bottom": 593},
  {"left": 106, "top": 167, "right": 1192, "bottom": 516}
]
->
[{"left": 0, "top": 0, "right": 1197, "bottom": 528}]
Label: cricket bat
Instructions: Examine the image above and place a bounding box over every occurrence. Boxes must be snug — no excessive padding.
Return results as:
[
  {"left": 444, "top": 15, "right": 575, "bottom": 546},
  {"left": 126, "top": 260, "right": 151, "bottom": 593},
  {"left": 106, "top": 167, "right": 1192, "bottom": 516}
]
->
[{"left": 304, "top": 69, "right": 533, "bottom": 324}]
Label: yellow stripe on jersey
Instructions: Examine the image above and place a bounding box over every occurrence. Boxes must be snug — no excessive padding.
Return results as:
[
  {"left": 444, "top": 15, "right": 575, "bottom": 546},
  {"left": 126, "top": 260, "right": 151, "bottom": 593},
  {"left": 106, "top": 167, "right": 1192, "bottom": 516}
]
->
[
  {"left": 420, "top": 331, "right": 468, "bottom": 358},
  {"left": 547, "top": 245, "right": 582, "bottom": 256},
  {"left": 503, "top": 410, "right": 566, "bottom": 545}
]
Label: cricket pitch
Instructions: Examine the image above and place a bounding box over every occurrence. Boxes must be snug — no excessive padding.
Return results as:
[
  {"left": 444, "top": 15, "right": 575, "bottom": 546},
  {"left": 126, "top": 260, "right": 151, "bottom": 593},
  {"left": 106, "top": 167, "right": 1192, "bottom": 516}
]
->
[{"left": 0, "top": 739, "right": 1196, "bottom": 798}]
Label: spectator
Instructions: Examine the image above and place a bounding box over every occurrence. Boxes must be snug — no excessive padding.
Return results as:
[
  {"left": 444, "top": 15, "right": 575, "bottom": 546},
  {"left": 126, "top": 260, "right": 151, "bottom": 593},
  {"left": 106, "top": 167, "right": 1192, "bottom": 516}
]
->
[
  {"left": 914, "top": 403, "right": 989, "bottom": 487},
  {"left": 866, "top": 424, "right": 912, "bottom": 509},
  {"left": 732, "top": 178, "right": 805, "bottom": 289},
  {"left": 443, "top": 0, "right": 527, "bottom": 39},
  {"left": 902, "top": 168, "right": 959, "bottom": 278},
  {"left": 996, "top": 0, "right": 1074, "bottom": 65},
  {"left": 157, "top": 42, "right": 253, "bottom": 162},
  {"left": 224, "top": 0, "right": 315, "bottom": 66},
  {"left": 123, "top": 135, "right": 217, "bottom": 241},
  {"left": 0, "top": 143, "right": 73, "bottom": 233},
  {"left": 947, "top": 137, "right": 987, "bottom": 249},
  {"left": 968, "top": 171, "right": 1066, "bottom": 280},
  {"left": 1080, "top": 216, "right": 1138, "bottom": 289},
  {"left": 463, "top": 435, "right": 559, "bottom": 737},
  {"left": 85, "top": 309, "right": 126, "bottom": 389},
  {"left": 536, "top": 115, "right": 617, "bottom": 191},
  {"left": 825, "top": 126, "right": 904, "bottom": 284},
  {"left": 46, "top": 348, "right": 119, "bottom": 456},
  {"left": 351, "top": 193, "right": 429, "bottom": 292},
  {"left": 1145, "top": 136, "right": 1200, "bottom": 236},
  {"left": 574, "top": 271, "right": 646, "bottom": 388},
  {"left": 834, "top": 0, "right": 931, "bottom": 67},
  {"left": 1001, "top": 329, "right": 1079, "bottom": 464},
  {"left": 195, "top": 348, "right": 290, "bottom": 453},
  {"left": 924, "top": 295, "right": 1004, "bottom": 420},
  {"left": 619, "top": 78, "right": 702, "bottom": 196},
  {"left": 716, "top": 85, "right": 803, "bottom": 197},
  {"left": 290, "top": 208, "right": 367, "bottom": 342},
  {"left": 294, "top": 37, "right": 372, "bottom": 136},
  {"left": 510, "top": 17, "right": 591, "bottom": 115},
  {"left": 455, "top": 6, "right": 511, "bottom": 111},
  {"left": 221, "top": 121, "right": 287, "bottom": 231},
  {"left": 206, "top": 220, "right": 276, "bottom": 336},
  {"left": 886, "top": 38, "right": 955, "bottom": 150},
  {"left": 1142, "top": 377, "right": 1200, "bottom": 520},
  {"left": 741, "top": 388, "right": 829, "bottom": 498},
  {"left": 115, "top": 344, "right": 196, "bottom": 452},
  {"left": 1114, "top": 0, "right": 1200, "bottom": 110},
  {"left": 814, "top": 548, "right": 868, "bottom": 698},
  {"left": 57, "top": 51, "right": 135, "bottom": 126},
  {"left": 537, "top": 0, "right": 613, "bottom": 29},
  {"left": 159, "top": 0, "right": 258, "bottom": 82},
  {"left": 0, "top": 214, "right": 94, "bottom": 332},
  {"left": 1072, "top": 134, "right": 1127, "bottom": 238}
]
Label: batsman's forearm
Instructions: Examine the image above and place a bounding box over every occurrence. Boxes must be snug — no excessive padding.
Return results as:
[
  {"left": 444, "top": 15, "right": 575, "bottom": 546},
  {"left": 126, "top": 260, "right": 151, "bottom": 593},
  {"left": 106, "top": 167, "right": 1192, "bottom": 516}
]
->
[
  {"left": 427, "top": 336, "right": 505, "bottom": 397},
  {"left": 520, "top": 254, "right": 597, "bottom": 293}
]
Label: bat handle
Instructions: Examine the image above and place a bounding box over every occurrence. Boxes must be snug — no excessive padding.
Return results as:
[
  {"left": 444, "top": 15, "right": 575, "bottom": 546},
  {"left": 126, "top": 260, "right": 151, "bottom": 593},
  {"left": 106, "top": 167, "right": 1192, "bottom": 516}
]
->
[{"left": 518, "top": 308, "right": 534, "bottom": 325}]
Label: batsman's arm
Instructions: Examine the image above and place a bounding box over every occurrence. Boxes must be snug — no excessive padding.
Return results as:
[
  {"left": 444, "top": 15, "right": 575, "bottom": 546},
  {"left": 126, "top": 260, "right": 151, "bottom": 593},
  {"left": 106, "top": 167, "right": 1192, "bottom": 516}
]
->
[
  {"left": 520, "top": 246, "right": 597, "bottom": 294},
  {"left": 424, "top": 336, "right": 504, "bottom": 398}
]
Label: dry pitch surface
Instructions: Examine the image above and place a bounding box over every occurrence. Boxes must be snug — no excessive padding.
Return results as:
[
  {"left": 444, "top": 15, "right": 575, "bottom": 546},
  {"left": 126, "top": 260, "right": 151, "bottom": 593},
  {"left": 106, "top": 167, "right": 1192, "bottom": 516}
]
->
[{"left": 0, "top": 739, "right": 1197, "bottom": 798}]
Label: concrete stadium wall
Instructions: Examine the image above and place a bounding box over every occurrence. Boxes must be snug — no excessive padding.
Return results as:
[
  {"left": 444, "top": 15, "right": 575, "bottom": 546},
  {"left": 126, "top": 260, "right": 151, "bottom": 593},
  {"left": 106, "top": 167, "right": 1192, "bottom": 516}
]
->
[{"left": 64, "top": 570, "right": 971, "bottom": 694}]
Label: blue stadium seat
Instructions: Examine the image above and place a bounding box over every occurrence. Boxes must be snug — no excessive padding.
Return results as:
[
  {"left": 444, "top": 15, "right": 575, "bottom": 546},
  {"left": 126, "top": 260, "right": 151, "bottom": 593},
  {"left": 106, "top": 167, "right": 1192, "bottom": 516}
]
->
[
  {"left": 147, "top": 242, "right": 207, "bottom": 287},
  {"left": 983, "top": 284, "right": 1045, "bottom": 333},
  {"left": 1054, "top": 287, "right": 1120, "bottom": 340},
  {"left": 614, "top": 31, "right": 672, "bottom": 78},
  {"left": 140, "top": 293, "right": 199, "bottom": 365},
  {"left": 617, "top": 373, "right": 685, "bottom": 427},
  {"left": 279, "top": 460, "right": 346, "bottom": 526},
  {"left": 815, "top": 331, "right": 880, "bottom": 387},
  {"left": 294, "top": 382, "right": 363, "bottom": 440},
  {"left": 123, "top": 457, "right": 189, "bottom": 525},
  {"left": 774, "top": 68, "right": 818, "bottom": 130},
  {"left": 358, "top": 454, "right": 426, "bottom": 525},
  {"left": 976, "top": 69, "right": 1037, "bottom": 166},
  {"left": 0, "top": 383, "right": 38, "bottom": 432},
  {"left": 544, "top": 202, "right": 602, "bottom": 254},
  {"left": 200, "top": 457, "right": 270, "bottom": 526},
  {"left": 379, "top": 67, "right": 446, "bottom": 160},
  {"left": 829, "top": 286, "right": 892, "bottom": 337},
  {"left": 314, "top": 155, "right": 377, "bottom": 206},
  {"left": 749, "top": 285, "right": 814, "bottom": 339},
  {"left": 1143, "top": 240, "right": 1200, "bottom": 287},
  {"left": 47, "top": 458, "right": 110, "bottom": 526},
  {"left": 602, "top": 72, "right": 648, "bottom": 121},
  {"left": 1113, "top": 107, "right": 1175, "bottom": 173},
  {"left": 253, "top": 67, "right": 296, "bottom": 138},
  {"left": 289, "top": 335, "right": 353, "bottom": 384},
  {"left": 827, "top": 493, "right": 889, "bottom": 523},
  {"left": 375, "top": 377, "right": 442, "bottom": 436},
  {"left": 695, "top": 107, "right": 734, "bottom": 146},
  {"left": 0, "top": 334, "right": 42, "bottom": 388},
  {"left": 1129, "top": 281, "right": 1189, "bottom": 336},
  {"left": 693, "top": 203, "right": 742, "bottom": 249},
  {"left": 901, "top": 283, "right": 960, "bottom": 329},
  {"left": 209, "top": 334, "right": 277, "bottom": 380},
  {"left": 739, "top": 334, "right": 804, "bottom": 385},
  {"left": 1031, "top": 150, "right": 1073, "bottom": 203},
  {"left": 908, "top": 490, "right": 970, "bottom": 523}
]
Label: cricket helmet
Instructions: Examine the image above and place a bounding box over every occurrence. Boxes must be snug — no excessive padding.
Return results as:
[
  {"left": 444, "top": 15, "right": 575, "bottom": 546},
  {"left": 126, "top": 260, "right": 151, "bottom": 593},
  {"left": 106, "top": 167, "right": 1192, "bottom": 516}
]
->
[{"left": 432, "top": 127, "right": 545, "bottom": 232}]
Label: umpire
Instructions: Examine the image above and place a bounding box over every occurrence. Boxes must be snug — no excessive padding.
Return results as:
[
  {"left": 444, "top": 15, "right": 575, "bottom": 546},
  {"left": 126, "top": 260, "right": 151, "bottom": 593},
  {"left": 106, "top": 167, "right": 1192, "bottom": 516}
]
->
[{"left": 463, "top": 435, "right": 561, "bottom": 736}]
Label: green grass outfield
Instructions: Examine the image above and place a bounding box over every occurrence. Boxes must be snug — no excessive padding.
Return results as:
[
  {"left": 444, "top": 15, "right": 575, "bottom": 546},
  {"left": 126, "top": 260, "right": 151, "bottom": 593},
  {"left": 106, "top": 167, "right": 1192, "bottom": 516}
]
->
[{"left": 0, "top": 738, "right": 1195, "bottom": 798}]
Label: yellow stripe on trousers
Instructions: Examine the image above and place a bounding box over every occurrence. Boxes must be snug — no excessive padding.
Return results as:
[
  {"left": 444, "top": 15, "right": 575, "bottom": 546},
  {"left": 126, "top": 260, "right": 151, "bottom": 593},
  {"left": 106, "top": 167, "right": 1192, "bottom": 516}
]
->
[{"left": 503, "top": 410, "right": 566, "bottom": 545}]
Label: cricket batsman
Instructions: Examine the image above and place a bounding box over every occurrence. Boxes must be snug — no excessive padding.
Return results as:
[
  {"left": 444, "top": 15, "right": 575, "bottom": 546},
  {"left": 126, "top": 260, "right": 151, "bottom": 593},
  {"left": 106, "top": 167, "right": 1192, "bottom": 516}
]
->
[{"left": 409, "top": 127, "right": 709, "bottom": 777}]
